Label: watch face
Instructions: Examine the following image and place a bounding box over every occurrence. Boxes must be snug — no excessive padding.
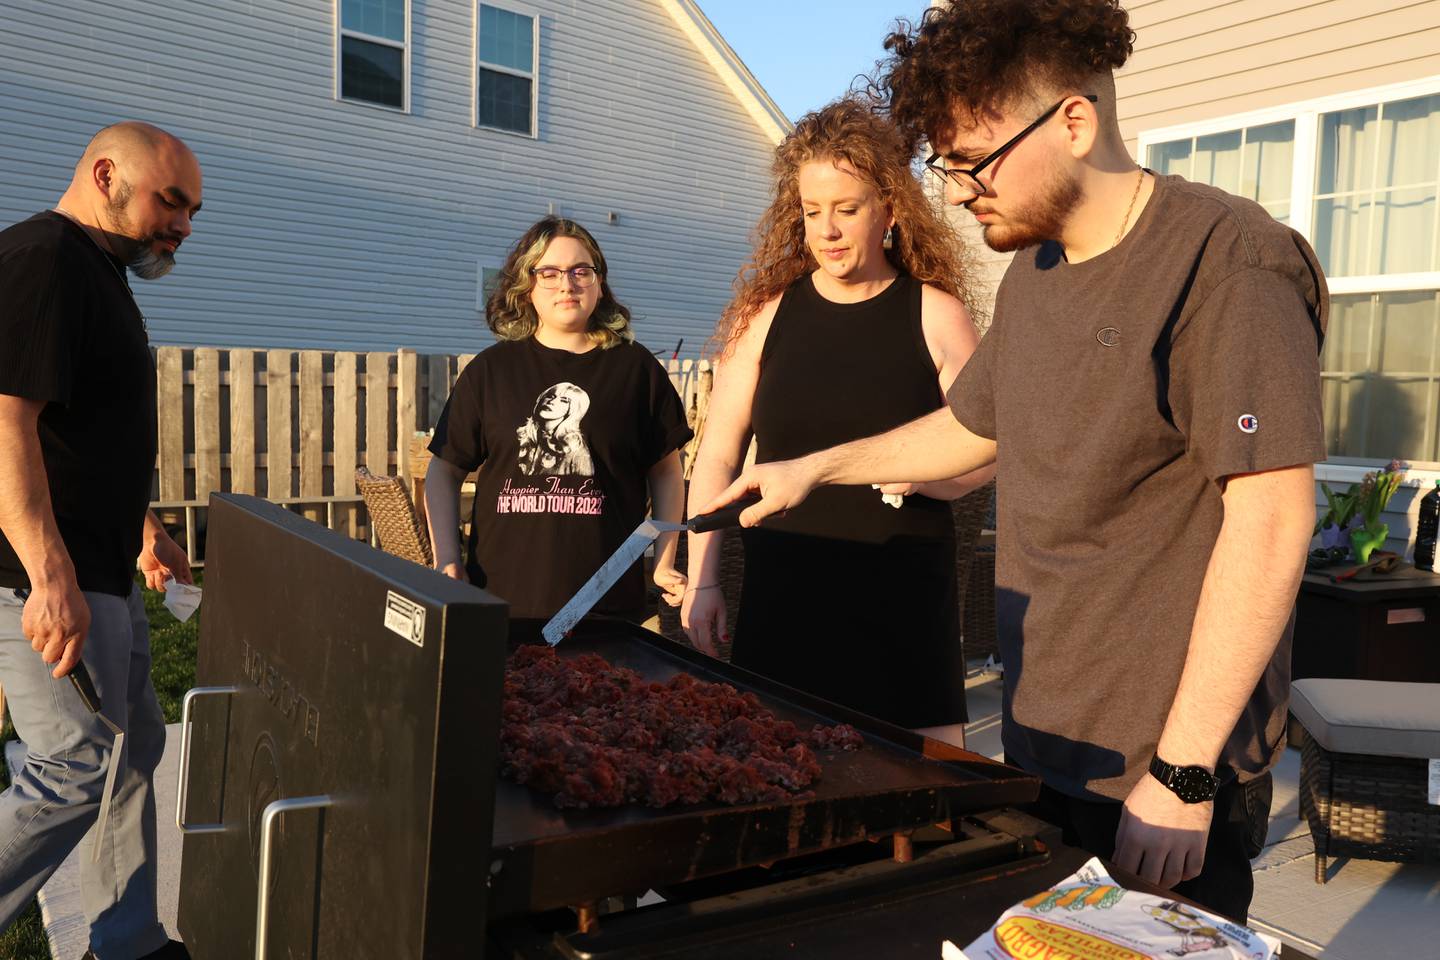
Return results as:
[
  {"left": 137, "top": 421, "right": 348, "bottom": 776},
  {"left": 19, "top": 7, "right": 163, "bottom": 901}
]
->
[{"left": 1172, "top": 767, "right": 1217, "bottom": 803}]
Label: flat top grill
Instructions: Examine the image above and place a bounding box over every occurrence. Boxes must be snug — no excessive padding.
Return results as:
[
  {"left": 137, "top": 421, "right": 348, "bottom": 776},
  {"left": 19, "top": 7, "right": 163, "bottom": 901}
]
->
[{"left": 489, "top": 620, "right": 1038, "bottom": 917}]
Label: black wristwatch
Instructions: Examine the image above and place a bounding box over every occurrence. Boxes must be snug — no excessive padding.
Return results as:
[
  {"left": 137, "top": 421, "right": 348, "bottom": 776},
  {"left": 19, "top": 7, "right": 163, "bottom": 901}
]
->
[{"left": 1149, "top": 754, "right": 1219, "bottom": 803}]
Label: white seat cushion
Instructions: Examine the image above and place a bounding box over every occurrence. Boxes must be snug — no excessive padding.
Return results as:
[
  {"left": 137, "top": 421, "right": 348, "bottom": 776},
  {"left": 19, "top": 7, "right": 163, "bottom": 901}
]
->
[{"left": 1291, "top": 678, "right": 1440, "bottom": 757}]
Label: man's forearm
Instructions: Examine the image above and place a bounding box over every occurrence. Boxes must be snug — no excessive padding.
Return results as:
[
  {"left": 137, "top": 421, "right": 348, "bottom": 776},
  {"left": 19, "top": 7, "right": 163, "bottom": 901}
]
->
[
  {"left": 1156, "top": 466, "right": 1316, "bottom": 769},
  {"left": 0, "top": 398, "right": 75, "bottom": 586},
  {"left": 812, "top": 409, "right": 997, "bottom": 487}
]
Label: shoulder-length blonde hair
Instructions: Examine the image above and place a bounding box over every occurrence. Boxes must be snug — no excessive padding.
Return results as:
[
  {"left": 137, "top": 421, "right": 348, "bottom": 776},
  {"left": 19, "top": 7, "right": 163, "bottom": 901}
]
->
[
  {"left": 486, "top": 217, "right": 633, "bottom": 349},
  {"left": 712, "top": 97, "right": 974, "bottom": 357}
]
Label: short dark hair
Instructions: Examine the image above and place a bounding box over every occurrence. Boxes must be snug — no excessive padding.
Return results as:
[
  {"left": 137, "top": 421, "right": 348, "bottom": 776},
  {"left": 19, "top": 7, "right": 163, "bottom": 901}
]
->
[{"left": 875, "top": 0, "right": 1134, "bottom": 145}]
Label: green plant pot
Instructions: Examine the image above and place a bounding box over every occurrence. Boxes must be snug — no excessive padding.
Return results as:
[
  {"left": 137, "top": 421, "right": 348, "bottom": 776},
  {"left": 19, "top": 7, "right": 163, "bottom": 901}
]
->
[{"left": 1349, "top": 523, "right": 1389, "bottom": 565}]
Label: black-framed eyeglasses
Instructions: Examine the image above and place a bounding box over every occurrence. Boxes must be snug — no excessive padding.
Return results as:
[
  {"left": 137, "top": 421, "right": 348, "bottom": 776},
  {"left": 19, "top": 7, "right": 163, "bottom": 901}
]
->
[
  {"left": 530, "top": 264, "right": 599, "bottom": 289},
  {"left": 925, "top": 94, "right": 1098, "bottom": 195}
]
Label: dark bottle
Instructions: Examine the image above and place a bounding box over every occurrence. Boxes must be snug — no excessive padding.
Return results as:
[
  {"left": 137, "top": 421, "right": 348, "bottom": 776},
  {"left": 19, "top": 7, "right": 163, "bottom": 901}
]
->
[{"left": 1416, "top": 479, "right": 1440, "bottom": 572}]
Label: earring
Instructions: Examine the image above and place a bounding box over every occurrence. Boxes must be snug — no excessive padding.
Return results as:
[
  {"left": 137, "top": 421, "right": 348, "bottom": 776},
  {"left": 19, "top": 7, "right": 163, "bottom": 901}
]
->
[{"left": 882, "top": 227, "right": 894, "bottom": 250}]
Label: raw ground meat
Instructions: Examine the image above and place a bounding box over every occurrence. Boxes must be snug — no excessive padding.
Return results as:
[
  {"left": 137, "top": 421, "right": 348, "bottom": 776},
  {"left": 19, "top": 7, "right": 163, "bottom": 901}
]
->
[{"left": 500, "top": 645, "right": 864, "bottom": 809}]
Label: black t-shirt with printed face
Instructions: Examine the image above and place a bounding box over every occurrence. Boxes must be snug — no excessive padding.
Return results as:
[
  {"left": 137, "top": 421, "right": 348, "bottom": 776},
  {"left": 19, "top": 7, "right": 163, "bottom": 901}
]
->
[
  {"left": 0, "top": 212, "right": 158, "bottom": 597},
  {"left": 429, "top": 337, "right": 692, "bottom": 621}
]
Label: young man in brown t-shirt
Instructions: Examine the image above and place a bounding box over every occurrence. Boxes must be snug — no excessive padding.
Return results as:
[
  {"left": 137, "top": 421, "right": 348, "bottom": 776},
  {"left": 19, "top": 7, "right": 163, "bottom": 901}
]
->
[{"left": 704, "top": 0, "right": 1325, "bottom": 924}]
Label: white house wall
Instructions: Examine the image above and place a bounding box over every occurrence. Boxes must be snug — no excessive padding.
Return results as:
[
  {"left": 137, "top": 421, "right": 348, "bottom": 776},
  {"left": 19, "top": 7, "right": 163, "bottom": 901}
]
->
[{"left": 0, "top": 0, "right": 779, "bottom": 356}]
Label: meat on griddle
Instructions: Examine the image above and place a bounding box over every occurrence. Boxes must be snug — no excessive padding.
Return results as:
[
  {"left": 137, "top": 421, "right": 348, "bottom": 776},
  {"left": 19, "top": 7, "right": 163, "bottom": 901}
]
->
[{"left": 501, "top": 645, "right": 864, "bottom": 809}]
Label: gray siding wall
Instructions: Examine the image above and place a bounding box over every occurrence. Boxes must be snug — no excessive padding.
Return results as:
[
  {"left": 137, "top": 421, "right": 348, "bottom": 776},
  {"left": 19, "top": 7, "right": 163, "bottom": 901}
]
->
[{"left": 0, "top": 0, "right": 777, "bottom": 355}]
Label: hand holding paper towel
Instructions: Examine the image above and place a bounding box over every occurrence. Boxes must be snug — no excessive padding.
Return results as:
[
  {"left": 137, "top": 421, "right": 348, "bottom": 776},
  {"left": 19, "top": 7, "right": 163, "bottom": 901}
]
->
[{"left": 162, "top": 578, "right": 203, "bottom": 623}]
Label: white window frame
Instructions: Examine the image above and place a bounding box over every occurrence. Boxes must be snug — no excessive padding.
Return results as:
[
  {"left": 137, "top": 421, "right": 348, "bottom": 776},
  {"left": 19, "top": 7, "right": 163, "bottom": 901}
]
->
[
  {"left": 334, "top": 0, "right": 412, "bottom": 113},
  {"left": 1139, "top": 74, "right": 1440, "bottom": 468},
  {"left": 473, "top": 0, "right": 540, "bottom": 138},
  {"left": 1138, "top": 73, "right": 1440, "bottom": 298}
]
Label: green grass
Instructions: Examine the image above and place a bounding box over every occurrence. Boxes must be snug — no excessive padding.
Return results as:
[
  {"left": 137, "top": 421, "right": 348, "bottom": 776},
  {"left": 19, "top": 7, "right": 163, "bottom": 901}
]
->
[
  {"left": 143, "top": 573, "right": 203, "bottom": 725},
  {"left": 0, "top": 715, "right": 51, "bottom": 960},
  {"left": 0, "top": 576, "right": 202, "bottom": 958}
]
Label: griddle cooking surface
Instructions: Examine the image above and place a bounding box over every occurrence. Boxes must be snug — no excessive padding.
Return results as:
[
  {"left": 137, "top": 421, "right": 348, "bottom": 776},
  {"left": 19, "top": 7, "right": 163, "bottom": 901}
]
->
[
  {"left": 493, "top": 630, "right": 1015, "bottom": 847},
  {"left": 487, "top": 620, "right": 1037, "bottom": 916}
]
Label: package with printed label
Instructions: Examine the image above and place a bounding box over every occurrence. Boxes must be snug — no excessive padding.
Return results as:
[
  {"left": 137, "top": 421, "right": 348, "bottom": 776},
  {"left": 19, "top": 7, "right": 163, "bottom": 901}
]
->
[{"left": 941, "top": 858, "right": 1279, "bottom": 960}]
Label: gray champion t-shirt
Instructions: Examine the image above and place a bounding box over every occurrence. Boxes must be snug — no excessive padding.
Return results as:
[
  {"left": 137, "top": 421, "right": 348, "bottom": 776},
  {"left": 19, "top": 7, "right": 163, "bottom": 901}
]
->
[{"left": 949, "top": 173, "right": 1327, "bottom": 801}]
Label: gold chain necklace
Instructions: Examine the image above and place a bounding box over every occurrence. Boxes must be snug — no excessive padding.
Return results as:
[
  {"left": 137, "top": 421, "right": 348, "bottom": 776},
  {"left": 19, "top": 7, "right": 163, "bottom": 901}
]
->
[{"left": 1112, "top": 168, "right": 1145, "bottom": 249}]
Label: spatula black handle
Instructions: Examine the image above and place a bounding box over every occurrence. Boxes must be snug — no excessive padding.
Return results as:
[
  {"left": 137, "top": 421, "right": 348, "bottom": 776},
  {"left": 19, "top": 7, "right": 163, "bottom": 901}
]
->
[
  {"left": 687, "top": 494, "right": 763, "bottom": 533},
  {"left": 69, "top": 662, "right": 102, "bottom": 715}
]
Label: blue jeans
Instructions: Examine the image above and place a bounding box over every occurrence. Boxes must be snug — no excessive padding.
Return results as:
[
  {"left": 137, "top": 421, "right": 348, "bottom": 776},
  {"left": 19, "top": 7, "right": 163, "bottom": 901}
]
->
[{"left": 0, "top": 586, "right": 169, "bottom": 958}]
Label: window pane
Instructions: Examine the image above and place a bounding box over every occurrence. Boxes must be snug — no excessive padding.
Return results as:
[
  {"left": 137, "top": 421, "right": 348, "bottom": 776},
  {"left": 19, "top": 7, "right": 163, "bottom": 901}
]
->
[
  {"left": 1377, "top": 290, "right": 1440, "bottom": 374},
  {"left": 478, "top": 67, "right": 532, "bottom": 133},
  {"left": 1378, "top": 94, "right": 1440, "bottom": 187},
  {"left": 1241, "top": 121, "right": 1294, "bottom": 205},
  {"left": 479, "top": 5, "right": 533, "bottom": 73},
  {"left": 1321, "top": 377, "right": 1344, "bottom": 451},
  {"left": 1147, "top": 139, "right": 1191, "bottom": 178},
  {"left": 1328, "top": 378, "right": 1368, "bottom": 456},
  {"left": 1313, "top": 195, "right": 1372, "bottom": 276},
  {"left": 1193, "top": 130, "right": 1242, "bottom": 193},
  {"left": 341, "top": 35, "right": 404, "bottom": 108},
  {"left": 342, "top": 0, "right": 405, "bottom": 43},
  {"left": 1373, "top": 186, "right": 1437, "bottom": 274},
  {"left": 1317, "top": 106, "right": 1378, "bottom": 195},
  {"left": 1353, "top": 379, "right": 1435, "bottom": 460},
  {"left": 1261, "top": 200, "right": 1291, "bottom": 224},
  {"left": 1324, "top": 294, "right": 1374, "bottom": 373},
  {"left": 1322, "top": 291, "right": 1440, "bottom": 462}
]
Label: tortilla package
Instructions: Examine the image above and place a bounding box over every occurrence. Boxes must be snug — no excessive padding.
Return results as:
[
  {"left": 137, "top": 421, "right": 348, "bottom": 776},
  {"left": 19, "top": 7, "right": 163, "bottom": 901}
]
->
[{"left": 942, "top": 858, "right": 1279, "bottom": 960}]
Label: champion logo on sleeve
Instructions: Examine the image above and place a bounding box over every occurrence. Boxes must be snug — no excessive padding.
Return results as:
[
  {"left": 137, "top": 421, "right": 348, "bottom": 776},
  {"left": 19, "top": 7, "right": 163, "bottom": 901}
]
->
[{"left": 1237, "top": 414, "right": 1259, "bottom": 434}]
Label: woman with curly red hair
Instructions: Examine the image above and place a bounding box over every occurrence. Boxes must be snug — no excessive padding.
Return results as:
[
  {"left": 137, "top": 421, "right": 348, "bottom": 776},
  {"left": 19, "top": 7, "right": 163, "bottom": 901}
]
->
[{"left": 682, "top": 97, "right": 992, "bottom": 731}]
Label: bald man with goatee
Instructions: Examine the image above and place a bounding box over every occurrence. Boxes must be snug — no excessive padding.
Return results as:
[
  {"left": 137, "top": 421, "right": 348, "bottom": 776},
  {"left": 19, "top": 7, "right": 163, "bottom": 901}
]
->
[{"left": 0, "top": 122, "right": 200, "bottom": 959}]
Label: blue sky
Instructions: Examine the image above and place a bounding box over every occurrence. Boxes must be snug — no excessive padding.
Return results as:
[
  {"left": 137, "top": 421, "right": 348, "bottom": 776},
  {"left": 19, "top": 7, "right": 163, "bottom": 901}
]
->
[{"left": 697, "top": 1, "right": 932, "bottom": 121}]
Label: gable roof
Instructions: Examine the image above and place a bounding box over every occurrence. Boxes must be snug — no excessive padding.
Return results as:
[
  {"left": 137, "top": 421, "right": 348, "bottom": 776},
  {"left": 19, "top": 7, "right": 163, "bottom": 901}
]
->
[{"left": 658, "top": 0, "right": 793, "bottom": 145}]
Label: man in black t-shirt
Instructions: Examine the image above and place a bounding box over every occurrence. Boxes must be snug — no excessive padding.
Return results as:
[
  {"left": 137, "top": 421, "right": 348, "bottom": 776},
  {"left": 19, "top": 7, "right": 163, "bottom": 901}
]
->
[{"left": 0, "top": 122, "right": 202, "bottom": 959}]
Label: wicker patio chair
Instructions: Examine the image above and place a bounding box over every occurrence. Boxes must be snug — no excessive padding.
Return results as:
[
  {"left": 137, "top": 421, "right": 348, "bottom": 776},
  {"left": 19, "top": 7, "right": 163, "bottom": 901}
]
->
[
  {"left": 954, "top": 481, "right": 997, "bottom": 664},
  {"left": 1291, "top": 678, "right": 1440, "bottom": 882},
  {"left": 356, "top": 466, "right": 434, "bottom": 567}
]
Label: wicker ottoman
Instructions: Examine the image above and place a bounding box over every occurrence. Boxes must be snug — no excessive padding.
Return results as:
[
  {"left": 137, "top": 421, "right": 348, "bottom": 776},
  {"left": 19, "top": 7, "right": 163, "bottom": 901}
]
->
[{"left": 1291, "top": 678, "right": 1440, "bottom": 883}]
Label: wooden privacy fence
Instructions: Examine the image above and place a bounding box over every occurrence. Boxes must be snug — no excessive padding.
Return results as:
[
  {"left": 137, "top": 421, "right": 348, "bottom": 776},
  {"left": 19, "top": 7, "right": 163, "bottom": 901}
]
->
[{"left": 151, "top": 346, "right": 714, "bottom": 562}]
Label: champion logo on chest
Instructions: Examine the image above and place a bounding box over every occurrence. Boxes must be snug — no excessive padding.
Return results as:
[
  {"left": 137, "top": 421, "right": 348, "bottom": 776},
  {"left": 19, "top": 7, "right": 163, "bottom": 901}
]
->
[{"left": 1096, "top": 326, "right": 1122, "bottom": 347}]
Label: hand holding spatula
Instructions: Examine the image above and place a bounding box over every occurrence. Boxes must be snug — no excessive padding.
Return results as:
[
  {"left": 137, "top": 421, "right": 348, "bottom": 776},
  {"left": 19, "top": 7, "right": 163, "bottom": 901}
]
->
[{"left": 542, "top": 495, "right": 761, "bottom": 646}]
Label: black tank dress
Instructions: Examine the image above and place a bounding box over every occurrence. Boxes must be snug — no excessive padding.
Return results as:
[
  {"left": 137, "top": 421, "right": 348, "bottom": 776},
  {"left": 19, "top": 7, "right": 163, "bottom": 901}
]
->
[{"left": 733, "top": 272, "right": 966, "bottom": 728}]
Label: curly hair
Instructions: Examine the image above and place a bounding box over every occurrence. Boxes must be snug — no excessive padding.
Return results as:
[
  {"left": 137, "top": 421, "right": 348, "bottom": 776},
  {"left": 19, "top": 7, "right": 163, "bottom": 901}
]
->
[
  {"left": 486, "top": 217, "right": 633, "bottom": 349},
  {"left": 712, "top": 97, "right": 974, "bottom": 357},
  {"left": 875, "top": 0, "right": 1134, "bottom": 145}
]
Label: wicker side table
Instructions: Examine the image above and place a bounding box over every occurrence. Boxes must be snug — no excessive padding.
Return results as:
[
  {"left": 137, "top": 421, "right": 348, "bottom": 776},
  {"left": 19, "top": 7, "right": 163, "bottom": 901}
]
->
[{"left": 1291, "top": 678, "right": 1440, "bottom": 883}]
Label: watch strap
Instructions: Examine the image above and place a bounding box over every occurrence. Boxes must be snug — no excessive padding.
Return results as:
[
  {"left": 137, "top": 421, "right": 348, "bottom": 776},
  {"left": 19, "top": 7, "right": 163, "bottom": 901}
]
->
[{"left": 1149, "top": 753, "right": 1219, "bottom": 803}]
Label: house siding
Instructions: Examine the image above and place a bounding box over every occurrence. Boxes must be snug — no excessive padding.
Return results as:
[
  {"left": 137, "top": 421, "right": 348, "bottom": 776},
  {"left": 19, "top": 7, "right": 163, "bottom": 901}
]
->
[
  {"left": 1118, "top": 0, "right": 1440, "bottom": 152},
  {"left": 0, "top": 0, "right": 779, "bottom": 355}
]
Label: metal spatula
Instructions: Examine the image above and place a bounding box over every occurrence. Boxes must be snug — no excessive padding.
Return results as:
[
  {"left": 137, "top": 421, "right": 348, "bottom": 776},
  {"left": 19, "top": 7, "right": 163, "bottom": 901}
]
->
[
  {"left": 542, "top": 495, "right": 760, "bottom": 645},
  {"left": 69, "top": 662, "right": 125, "bottom": 863}
]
